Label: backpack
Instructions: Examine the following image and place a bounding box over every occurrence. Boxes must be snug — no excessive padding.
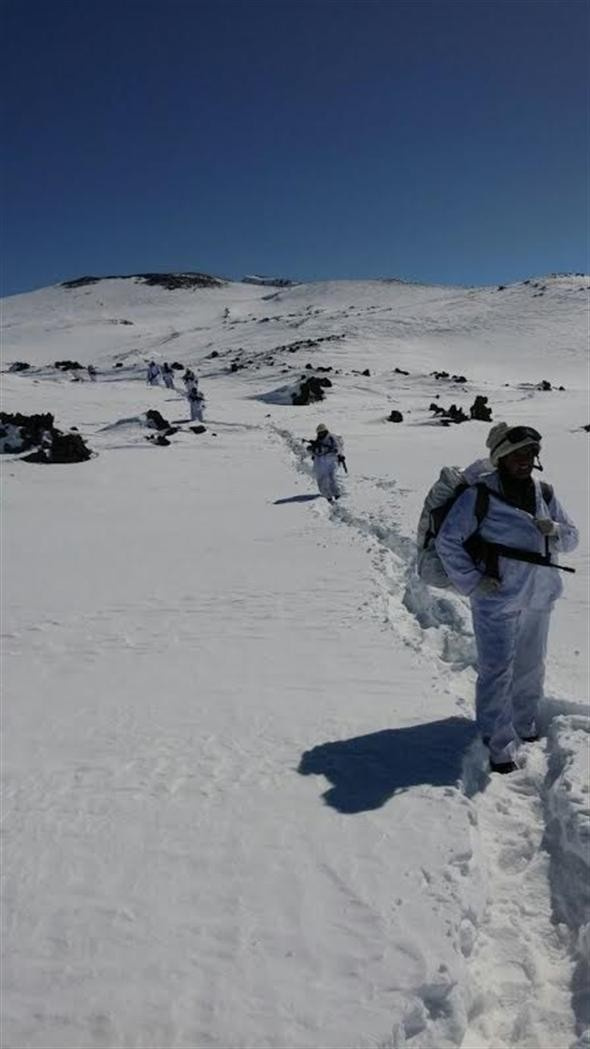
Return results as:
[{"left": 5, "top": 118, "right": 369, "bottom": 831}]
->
[{"left": 416, "top": 463, "right": 554, "bottom": 589}]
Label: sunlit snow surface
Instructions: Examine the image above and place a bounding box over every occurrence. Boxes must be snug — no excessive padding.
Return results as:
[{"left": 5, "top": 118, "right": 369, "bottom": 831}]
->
[{"left": 2, "top": 274, "right": 589, "bottom": 1048}]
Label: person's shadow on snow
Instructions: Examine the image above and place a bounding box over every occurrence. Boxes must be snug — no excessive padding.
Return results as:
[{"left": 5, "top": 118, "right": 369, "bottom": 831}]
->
[
  {"left": 298, "top": 716, "right": 476, "bottom": 813},
  {"left": 273, "top": 494, "right": 322, "bottom": 505}
]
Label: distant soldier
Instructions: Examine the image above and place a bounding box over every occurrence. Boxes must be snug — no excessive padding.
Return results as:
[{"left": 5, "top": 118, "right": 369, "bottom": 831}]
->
[
  {"left": 188, "top": 385, "right": 205, "bottom": 422},
  {"left": 182, "top": 368, "right": 197, "bottom": 394},
  {"left": 146, "top": 361, "right": 161, "bottom": 385},
  {"left": 307, "top": 423, "right": 346, "bottom": 502},
  {"left": 87, "top": 364, "right": 97, "bottom": 382},
  {"left": 161, "top": 362, "right": 175, "bottom": 389}
]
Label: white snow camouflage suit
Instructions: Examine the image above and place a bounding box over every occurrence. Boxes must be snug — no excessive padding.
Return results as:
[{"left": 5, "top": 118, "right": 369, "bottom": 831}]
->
[
  {"left": 434, "top": 472, "right": 578, "bottom": 763},
  {"left": 310, "top": 433, "right": 342, "bottom": 501}
]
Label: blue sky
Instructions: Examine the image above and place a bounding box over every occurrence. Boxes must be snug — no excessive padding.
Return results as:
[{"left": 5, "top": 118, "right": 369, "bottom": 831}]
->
[{"left": 2, "top": 0, "right": 588, "bottom": 294}]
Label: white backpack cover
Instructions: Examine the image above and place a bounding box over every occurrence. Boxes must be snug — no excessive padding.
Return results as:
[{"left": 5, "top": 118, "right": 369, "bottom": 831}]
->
[{"left": 416, "top": 459, "right": 493, "bottom": 588}]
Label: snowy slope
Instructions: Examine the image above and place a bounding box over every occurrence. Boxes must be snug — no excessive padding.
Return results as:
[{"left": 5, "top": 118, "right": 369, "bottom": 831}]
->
[{"left": 2, "top": 273, "right": 589, "bottom": 1049}]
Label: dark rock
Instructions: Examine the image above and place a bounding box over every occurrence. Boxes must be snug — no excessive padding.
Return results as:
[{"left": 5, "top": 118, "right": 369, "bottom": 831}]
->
[
  {"left": 429, "top": 403, "right": 469, "bottom": 424},
  {"left": 469, "top": 395, "right": 492, "bottom": 421},
  {"left": 446, "top": 404, "right": 469, "bottom": 423},
  {"left": 0, "top": 411, "right": 55, "bottom": 452},
  {"left": 452, "top": 375, "right": 467, "bottom": 383},
  {"left": 23, "top": 430, "right": 92, "bottom": 463},
  {"left": 54, "top": 360, "right": 83, "bottom": 370},
  {"left": 362, "top": 369, "right": 371, "bottom": 376},
  {"left": 62, "top": 272, "right": 224, "bottom": 291},
  {"left": 292, "top": 376, "right": 329, "bottom": 405},
  {"left": 497, "top": 285, "right": 506, "bottom": 291},
  {"left": 189, "top": 425, "right": 207, "bottom": 434},
  {"left": 145, "top": 434, "right": 170, "bottom": 446},
  {"left": 387, "top": 410, "right": 404, "bottom": 423},
  {"left": 394, "top": 367, "right": 409, "bottom": 375},
  {"left": 539, "top": 380, "right": 552, "bottom": 391},
  {"left": 558, "top": 385, "right": 566, "bottom": 391},
  {"left": 8, "top": 361, "right": 30, "bottom": 372},
  {"left": 432, "top": 371, "right": 450, "bottom": 380},
  {"left": 114, "top": 362, "right": 123, "bottom": 368},
  {"left": 171, "top": 361, "right": 184, "bottom": 369},
  {"left": 61, "top": 276, "right": 101, "bottom": 288},
  {"left": 145, "top": 409, "right": 171, "bottom": 431},
  {"left": 207, "top": 351, "right": 219, "bottom": 359}
]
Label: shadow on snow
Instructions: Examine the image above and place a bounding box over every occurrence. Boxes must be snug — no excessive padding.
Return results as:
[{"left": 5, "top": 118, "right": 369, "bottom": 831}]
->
[
  {"left": 273, "top": 493, "right": 322, "bottom": 505},
  {"left": 298, "top": 716, "right": 476, "bottom": 813}
]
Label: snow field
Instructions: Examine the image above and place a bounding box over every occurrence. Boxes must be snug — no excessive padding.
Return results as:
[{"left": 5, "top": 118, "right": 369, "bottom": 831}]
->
[{"left": 2, "top": 274, "right": 588, "bottom": 1048}]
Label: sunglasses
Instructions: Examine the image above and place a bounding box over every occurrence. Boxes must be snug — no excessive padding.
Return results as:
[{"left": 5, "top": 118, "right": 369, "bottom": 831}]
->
[{"left": 491, "top": 426, "right": 542, "bottom": 456}]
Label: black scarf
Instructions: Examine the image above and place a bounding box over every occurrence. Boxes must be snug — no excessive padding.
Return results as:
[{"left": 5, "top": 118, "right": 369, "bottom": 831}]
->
[{"left": 498, "top": 468, "right": 536, "bottom": 515}]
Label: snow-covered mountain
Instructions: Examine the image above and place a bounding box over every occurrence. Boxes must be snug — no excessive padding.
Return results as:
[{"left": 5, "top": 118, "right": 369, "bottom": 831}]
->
[{"left": 2, "top": 273, "right": 589, "bottom": 1049}]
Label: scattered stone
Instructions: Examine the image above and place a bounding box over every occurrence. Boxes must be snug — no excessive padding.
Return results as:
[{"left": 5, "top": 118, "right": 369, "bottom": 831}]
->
[
  {"left": 431, "top": 370, "right": 467, "bottom": 383},
  {"left": 189, "top": 425, "right": 207, "bottom": 434},
  {"left": 387, "top": 410, "right": 404, "bottom": 423},
  {"left": 8, "top": 362, "right": 30, "bottom": 372},
  {"left": 171, "top": 361, "right": 184, "bottom": 369},
  {"left": 394, "top": 367, "right": 409, "bottom": 375},
  {"left": 207, "top": 350, "right": 219, "bottom": 359},
  {"left": 145, "top": 434, "right": 170, "bottom": 446},
  {"left": 362, "top": 369, "right": 371, "bottom": 377},
  {"left": 114, "top": 362, "right": 124, "bottom": 368},
  {"left": 54, "top": 360, "right": 83, "bottom": 370},
  {"left": 429, "top": 403, "right": 469, "bottom": 424},
  {"left": 497, "top": 285, "right": 506, "bottom": 291},
  {"left": 539, "top": 380, "right": 552, "bottom": 391}
]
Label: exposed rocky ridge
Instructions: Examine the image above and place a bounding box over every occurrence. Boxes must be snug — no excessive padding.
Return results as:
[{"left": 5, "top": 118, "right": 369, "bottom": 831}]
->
[{"left": 61, "top": 272, "right": 226, "bottom": 291}]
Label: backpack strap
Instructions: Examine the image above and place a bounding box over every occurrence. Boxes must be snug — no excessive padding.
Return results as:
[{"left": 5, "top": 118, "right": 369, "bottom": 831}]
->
[
  {"left": 473, "top": 483, "right": 490, "bottom": 527},
  {"left": 540, "top": 481, "right": 554, "bottom": 505}
]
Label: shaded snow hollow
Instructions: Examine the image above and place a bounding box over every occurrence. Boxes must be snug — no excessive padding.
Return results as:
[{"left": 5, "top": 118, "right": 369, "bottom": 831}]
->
[{"left": 2, "top": 273, "right": 589, "bottom": 1049}]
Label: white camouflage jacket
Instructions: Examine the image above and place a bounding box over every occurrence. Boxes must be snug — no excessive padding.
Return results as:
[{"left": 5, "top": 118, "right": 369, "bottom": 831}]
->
[{"left": 435, "top": 471, "right": 578, "bottom": 612}]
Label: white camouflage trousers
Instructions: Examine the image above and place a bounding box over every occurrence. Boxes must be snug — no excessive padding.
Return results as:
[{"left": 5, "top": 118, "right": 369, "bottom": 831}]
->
[
  {"left": 313, "top": 454, "right": 341, "bottom": 501},
  {"left": 471, "top": 604, "right": 551, "bottom": 762}
]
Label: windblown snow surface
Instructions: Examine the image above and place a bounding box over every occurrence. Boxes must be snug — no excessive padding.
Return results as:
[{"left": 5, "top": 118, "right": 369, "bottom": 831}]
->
[{"left": 2, "top": 274, "right": 589, "bottom": 1049}]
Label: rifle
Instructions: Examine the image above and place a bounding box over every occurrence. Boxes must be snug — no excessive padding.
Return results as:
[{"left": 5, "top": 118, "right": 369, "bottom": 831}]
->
[
  {"left": 338, "top": 455, "right": 348, "bottom": 474},
  {"left": 464, "top": 532, "right": 575, "bottom": 576}
]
